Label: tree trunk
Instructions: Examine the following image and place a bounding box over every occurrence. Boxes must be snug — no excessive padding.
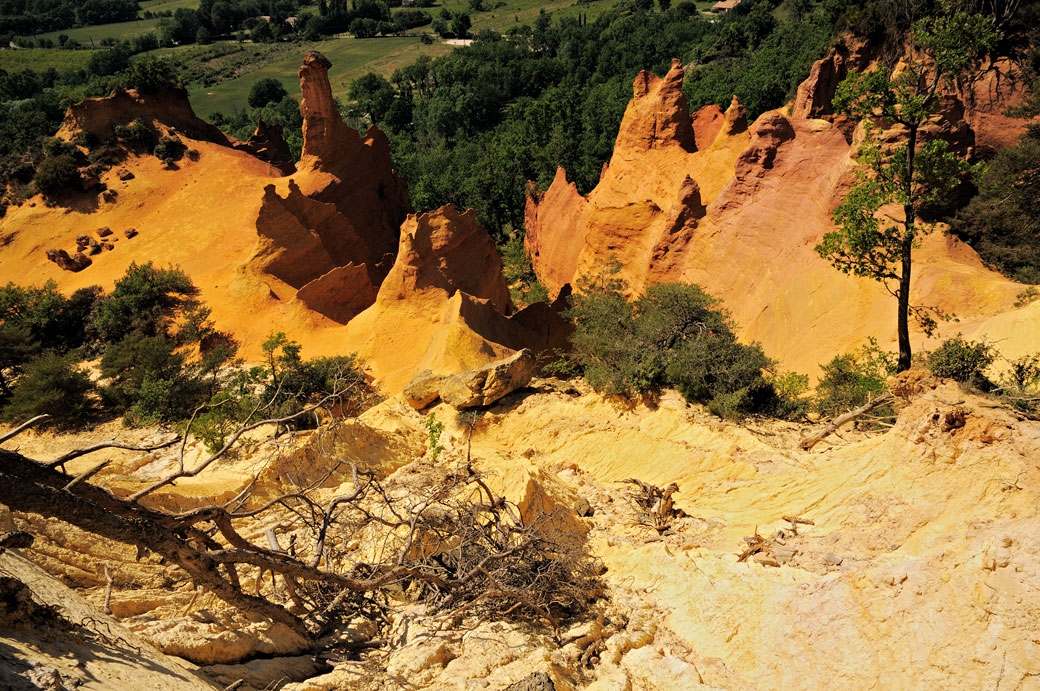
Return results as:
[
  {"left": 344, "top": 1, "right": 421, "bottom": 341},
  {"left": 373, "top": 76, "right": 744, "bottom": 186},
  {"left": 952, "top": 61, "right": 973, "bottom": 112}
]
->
[
  {"left": 897, "top": 237, "right": 913, "bottom": 372},
  {"left": 897, "top": 125, "right": 918, "bottom": 373}
]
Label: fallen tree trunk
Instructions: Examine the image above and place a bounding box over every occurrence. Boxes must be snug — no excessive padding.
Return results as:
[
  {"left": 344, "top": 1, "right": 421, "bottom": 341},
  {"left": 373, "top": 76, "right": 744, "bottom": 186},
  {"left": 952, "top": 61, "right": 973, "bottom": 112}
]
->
[{"left": 799, "top": 393, "right": 895, "bottom": 451}]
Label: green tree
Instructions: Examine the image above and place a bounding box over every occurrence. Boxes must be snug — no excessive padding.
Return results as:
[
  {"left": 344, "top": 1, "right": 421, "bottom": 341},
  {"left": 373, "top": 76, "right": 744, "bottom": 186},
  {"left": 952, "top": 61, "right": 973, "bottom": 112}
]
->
[
  {"left": 34, "top": 155, "right": 80, "bottom": 196},
  {"left": 450, "top": 12, "right": 471, "bottom": 38},
  {"left": 815, "top": 7, "right": 997, "bottom": 372},
  {"left": 0, "top": 322, "right": 34, "bottom": 398},
  {"left": 1, "top": 353, "right": 95, "bottom": 427},
  {"left": 92, "top": 263, "right": 199, "bottom": 344},
  {"left": 248, "top": 78, "right": 289, "bottom": 108}
]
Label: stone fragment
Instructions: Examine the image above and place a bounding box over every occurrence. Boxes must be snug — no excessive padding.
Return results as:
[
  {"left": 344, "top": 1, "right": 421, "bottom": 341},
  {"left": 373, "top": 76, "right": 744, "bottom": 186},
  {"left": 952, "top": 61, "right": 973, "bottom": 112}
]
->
[
  {"left": 96, "top": 227, "right": 112, "bottom": 237},
  {"left": 124, "top": 228, "right": 138, "bottom": 239},
  {"left": 505, "top": 672, "right": 556, "bottom": 691},
  {"left": 45, "top": 249, "right": 91, "bottom": 272},
  {"left": 439, "top": 349, "right": 536, "bottom": 409},
  {"left": 403, "top": 370, "right": 444, "bottom": 410},
  {"left": 753, "top": 552, "right": 781, "bottom": 567},
  {"left": 117, "top": 168, "right": 134, "bottom": 181},
  {"left": 574, "top": 496, "right": 593, "bottom": 517}
]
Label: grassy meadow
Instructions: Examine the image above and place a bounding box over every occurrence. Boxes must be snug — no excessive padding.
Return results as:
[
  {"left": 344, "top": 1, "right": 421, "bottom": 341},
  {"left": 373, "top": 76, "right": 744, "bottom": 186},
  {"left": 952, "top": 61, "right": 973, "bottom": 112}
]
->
[
  {"left": 0, "top": 47, "right": 101, "bottom": 71},
  {"left": 5, "top": 0, "right": 642, "bottom": 122},
  {"left": 186, "top": 36, "right": 454, "bottom": 117}
]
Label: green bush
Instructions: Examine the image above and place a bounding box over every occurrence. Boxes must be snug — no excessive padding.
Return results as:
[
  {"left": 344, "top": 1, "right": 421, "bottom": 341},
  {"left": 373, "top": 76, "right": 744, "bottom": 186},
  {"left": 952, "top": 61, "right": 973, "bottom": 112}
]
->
[
  {"left": 1, "top": 352, "right": 95, "bottom": 427},
  {"left": 814, "top": 338, "right": 896, "bottom": 417},
  {"left": 34, "top": 154, "right": 80, "bottom": 196},
  {"left": 0, "top": 282, "right": 99, "bottom": 355},
  {"left": 92, "top": 262, "right": 199, "bottom": 344},
  {"left": 927, "top": 336, "right": 994, "bottom": 388},
  {"left": 499, "top": 234, "right": 549, "bottom": 307},
  {"left": 153, "top": 136, "right": 186, "bottom": 162},
  {"left": 113, "top": 119, "right": 154, "bottom": 148},
  {"left": 563, "top": 271, "right": 794, "bottom": 419},
  {"left": 121, "top": 58, "right": 179, "bottom": 94}
]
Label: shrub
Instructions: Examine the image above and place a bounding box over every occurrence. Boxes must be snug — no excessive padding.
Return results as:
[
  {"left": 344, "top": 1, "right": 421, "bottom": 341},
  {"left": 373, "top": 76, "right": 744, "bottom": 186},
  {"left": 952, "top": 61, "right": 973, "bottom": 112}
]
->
[
  {"left": 34, "top": 155, "right": 80, "bottom": 196},
  {"left": 0, "top": 282, "right": 99, "bottom": 354},
  {"left": 1, "top": 352, "right": 95, "bottom": 427},
  {"left": 499, "top": 234, "right": 549, "bottom": 307},
  {"left": 113, "top": 119, "right": 153, "bottom": 148},
  {"left": 814, "top": 338, "right": 896, "bottom": 417},
  {"left": 92, "top": 262, "right": 199, "bottom": 344},
  {"left": 122, "top": 57, "right": 179, "bottom": 94},
  {"left": 153, "top": 136, "right": 185, "bottom": 161},
  {"left": 563, "top": 270, "right": 791, "bottom": 419},
  {"left": 927, "top": 336, "right": 994, "bottom": 388}
]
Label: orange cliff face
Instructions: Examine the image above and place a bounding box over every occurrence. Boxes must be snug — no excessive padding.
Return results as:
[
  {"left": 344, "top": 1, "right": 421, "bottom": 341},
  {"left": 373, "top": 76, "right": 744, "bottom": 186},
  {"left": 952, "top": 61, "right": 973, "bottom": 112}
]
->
[
  {"left": 525, "top": 56, "right": 1040, "bottom": 378},
  {"left": 0, "top": 51, "right": 567, "bottom": 393},
  {"left": 0, "top": 53, "right": 405, "bottom": 362},
  {"left": 341, "top": 205, "right": 569, "bottom": 392}
]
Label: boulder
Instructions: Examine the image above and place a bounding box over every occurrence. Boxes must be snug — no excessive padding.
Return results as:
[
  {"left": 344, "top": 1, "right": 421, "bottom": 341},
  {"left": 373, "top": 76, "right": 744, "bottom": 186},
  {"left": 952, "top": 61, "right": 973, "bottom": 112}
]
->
[
  {"left": 116, "top": 168, "right": 134, "bottom": 181},
  {"left": 96, "top": 227, "right": 112, "bottom": 237},
  {"left": 45, "top": 249, "right": 91, "bottom": 272},
  {"left": 403, "top": 370, "right": 445, "bottom": 410},
  {"left": 123, "top": 228, "right": 138, "bottom": 239},
  {"left": 439, "top": 349, "right": 536, "bottom": 409}
]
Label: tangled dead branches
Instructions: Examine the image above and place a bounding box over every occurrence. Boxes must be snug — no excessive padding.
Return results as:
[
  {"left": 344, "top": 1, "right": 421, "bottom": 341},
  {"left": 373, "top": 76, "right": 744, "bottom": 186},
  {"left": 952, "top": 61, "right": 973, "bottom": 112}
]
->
[{"left": 0, "top": 402, "right": 600, "bottom": 645}]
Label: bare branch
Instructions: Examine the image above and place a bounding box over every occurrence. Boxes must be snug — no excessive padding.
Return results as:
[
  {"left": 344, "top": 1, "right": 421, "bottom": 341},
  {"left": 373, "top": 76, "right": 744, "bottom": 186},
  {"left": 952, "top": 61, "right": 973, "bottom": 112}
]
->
[
  {"left": 47, "top": 437, "right": 180, "bottom": 470},
  {"left": 0, "top": 415, "right": 50, "bottom": 444}
]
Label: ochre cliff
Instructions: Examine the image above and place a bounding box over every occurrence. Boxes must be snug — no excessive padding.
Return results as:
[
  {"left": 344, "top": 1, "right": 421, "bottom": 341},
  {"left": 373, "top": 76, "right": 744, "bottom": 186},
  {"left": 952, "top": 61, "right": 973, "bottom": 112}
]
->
[
  {"left": 343, "top": 204, "right": 567, "bottom": 391},
  {"left": 294, "top": 51, "right": 411, "bottom": 268},
  {"left": 0, "top": 54, "right": 413, "bottom": 375},
  {"left": 56, "top": 86, "right": 233, "bottom": 146},
  {"left": 525, "top": 55, "right": 1040, "bottom": 378}
]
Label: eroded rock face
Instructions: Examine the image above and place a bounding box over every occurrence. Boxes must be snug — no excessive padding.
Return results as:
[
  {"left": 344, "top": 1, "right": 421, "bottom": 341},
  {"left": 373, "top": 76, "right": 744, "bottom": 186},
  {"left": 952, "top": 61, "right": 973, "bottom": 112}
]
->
[
  {"left": 296, "top": 51, "right": 411, "bottom": 263},
  {"left": 617, "top": 59, "right": 696, "bottom": 154},
  {"left": 238, "top": 119, "right": 295, "bottom": 175},
  {"left": 57, "top": 87, "right": 231, "bottom": 146},
  {"left": 524, "top": 58, "right": 1036, "bottom": 378},
  {"left": 527, "top": 62, "right": 750, "bottom": 298},
  {"left": 343, "top": 205, "right": 569, "bottom": 391},
  {"left": 378, "top": 205, "right": 512, "bottom": 314}
]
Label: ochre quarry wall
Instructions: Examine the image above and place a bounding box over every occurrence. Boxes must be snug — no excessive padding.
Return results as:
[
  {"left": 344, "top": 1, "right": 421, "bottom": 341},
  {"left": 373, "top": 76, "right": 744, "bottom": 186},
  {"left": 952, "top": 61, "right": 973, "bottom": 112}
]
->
[{"left": 525, "top": 55, "right": 1040, "bottom": 378}]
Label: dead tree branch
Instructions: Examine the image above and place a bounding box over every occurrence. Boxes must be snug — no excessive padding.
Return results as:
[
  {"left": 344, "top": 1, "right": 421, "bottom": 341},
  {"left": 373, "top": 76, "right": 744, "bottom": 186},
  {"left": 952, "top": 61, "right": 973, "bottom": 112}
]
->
[
  {"left": 799, "top": 393, "right": 896, "bottom": 450},
  {"left": 0, "top": 415, "right": 50, "bottom": 444}
]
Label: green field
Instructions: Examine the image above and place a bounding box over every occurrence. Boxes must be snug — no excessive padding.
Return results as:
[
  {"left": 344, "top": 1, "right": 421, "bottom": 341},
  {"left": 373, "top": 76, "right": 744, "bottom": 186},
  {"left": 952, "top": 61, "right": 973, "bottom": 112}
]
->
[
  {"left": 35, "top": 17, "right": 164, "bottom": 46},
  {"left": 187, "top": 36, "right": 454, "bottom": 117},
  {"left": 186, "top": 0, "right": 616, "bottom": 117},
  {"left": 0, "top": 47, "right": 101, "bottom": 71},
  {"left": 140, "top": 0, "right": 203, "bottom": 12}
]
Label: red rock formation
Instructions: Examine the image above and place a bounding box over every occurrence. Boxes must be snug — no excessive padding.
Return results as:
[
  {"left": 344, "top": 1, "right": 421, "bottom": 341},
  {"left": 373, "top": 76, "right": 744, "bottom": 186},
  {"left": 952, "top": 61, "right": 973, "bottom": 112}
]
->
[
  {"left": 527, "top": 60, "right": 748, "bottom": 297},
  {"left": 615, "top": 59, "right": 695, "bottom": 154},
  {"left": 296, "top": 263, "right": 377, "bottom": 324},
  {"left": 377, "top": 205, "right": 512, "bottom": 315},
  {"left": 57, "top": 87, "right": 232, "bottom": 145},
  {"left": 524, "top": 168, "right": 588, "bottom": 296},
  {"left": 295, "top": 51, "right": 411, "bottom": 266},
  {"left": 525, "top": 59, "right": 1035, "bottom": 378},
  {"left": 344, "top": 204, "right": 569, "bottom": 390},
  {"left": 237, "top": 119, "right": 295, "bottom": 175}
]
